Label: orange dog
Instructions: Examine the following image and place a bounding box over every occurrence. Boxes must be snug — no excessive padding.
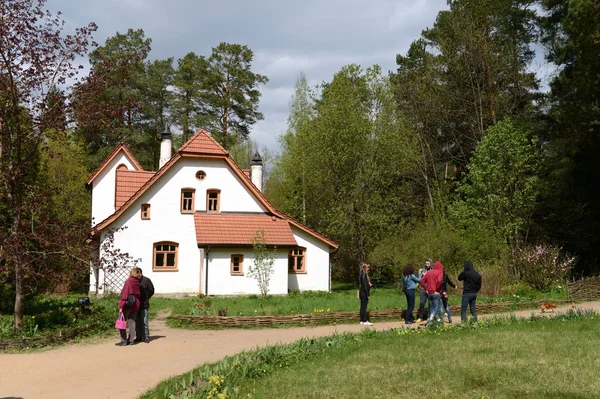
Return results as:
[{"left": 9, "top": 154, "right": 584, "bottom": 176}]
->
[{"left": 540, "top": 302, "right": 557, "bottom": 313}]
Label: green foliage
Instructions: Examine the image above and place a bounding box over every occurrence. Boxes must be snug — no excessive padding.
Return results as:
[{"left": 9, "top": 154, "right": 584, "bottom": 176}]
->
[{"left": 450, "top": 118, "right": 541, "bottom": 246}]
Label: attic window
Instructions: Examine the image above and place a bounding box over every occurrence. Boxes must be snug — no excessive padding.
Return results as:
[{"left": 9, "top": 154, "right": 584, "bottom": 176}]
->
[
  {"left": 141, "top": 204, "right": 151, "bottom": 220},
  {"left": 195, "top": 170, "right": 206, "bottom": 181},
  {"left": 181, "top": 188, "right": 195, "bottom": 214},
  {"left": 116, "top": 164, "right": 128, "bottom": 171},
  {"left": 207, "top": 189, "right": 220, "bottom": 213}
]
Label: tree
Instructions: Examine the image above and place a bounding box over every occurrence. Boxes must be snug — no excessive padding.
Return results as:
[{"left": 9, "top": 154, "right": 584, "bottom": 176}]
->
[
  {"left": 536, "top": 0, "right": 600, "bottom": 274},
  {"left": 450, "top": 118, "right": 541, "bottom": 247},
  {"left": 197, "top": 42, "right": 268, "bottom": 148},
  {"left": 0, "top": 0, "right": 96, "bottom": 330},
  {"left": 172, "top": 52, "right": 207, "bottom": 142},
  {"left": 247, "top": 229, "right": 275, "bottom": 297},
  {"left": 72, "top": 28, "right": 151, "bottom": 167}
]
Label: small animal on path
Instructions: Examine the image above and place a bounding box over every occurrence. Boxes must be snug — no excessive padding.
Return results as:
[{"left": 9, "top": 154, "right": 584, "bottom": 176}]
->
[{"left": 540, "top": 302, "right": 557, "bottom": 313}]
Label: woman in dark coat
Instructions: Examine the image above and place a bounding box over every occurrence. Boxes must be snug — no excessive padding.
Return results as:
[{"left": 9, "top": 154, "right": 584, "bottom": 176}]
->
[
  {"left": 359, "top": 263, "right": 373, "bottom": 326},
  {"left": 116, "top": 268, "right": 141, "bottom": 346}
]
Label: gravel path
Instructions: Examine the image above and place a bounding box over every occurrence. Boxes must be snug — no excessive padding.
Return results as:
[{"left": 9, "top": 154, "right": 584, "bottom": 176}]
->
[{"left": 1, "top": 301, "right": 598, "bottom": 399}]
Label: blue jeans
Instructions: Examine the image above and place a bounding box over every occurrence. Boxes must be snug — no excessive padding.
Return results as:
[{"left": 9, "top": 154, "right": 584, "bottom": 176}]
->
[
  {"left": 427, "top": 293, "right": 441, "bottom": 321},
  {"left": 461, "top": 293, "right": 478, "bottom": 322},
  {"left": 437, "top": 295, "right": 452, "bottom": 322},
  {"left": 136, "top": 309, "right": 149, "bottom": 340},
  {"left": 405, "top": 289, "right": 416, "bottom": 322}
]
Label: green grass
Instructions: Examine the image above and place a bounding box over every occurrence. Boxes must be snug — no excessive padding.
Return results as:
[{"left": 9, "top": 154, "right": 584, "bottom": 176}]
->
[{"left": 141, "top": 310, "right": 600, "bottom": 399}]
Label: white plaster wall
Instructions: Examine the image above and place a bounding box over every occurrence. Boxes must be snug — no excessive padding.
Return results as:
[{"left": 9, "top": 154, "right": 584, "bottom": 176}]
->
[
  {"left": 205, "top": 248, "right": 288, "bottom": 295},
  {"left": 93, "top": 157, "right": 268, "bottom": 294},
  {"left": 90, "top": 152, "right": 138, "bottom": 227},
  {"left": 287, "top": 226, "right": 331, "bottom": 292}
]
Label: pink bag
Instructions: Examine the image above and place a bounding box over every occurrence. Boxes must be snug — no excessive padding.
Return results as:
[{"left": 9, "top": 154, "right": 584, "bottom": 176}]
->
[{"left": 115, "top": 312, "right": 127, "bottom": 329}]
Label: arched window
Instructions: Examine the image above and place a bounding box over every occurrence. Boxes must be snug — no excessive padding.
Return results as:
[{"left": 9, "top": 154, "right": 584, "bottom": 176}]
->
[
  {"left": 116, "top": 163, "right": 128, "bottom": 171},
  {"left": 153, "top": 242, "right": 178, "bottom": 271}
]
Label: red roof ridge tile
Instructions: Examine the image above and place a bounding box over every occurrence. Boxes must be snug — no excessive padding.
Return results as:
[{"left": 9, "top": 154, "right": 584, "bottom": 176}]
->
[{"left": 178, "top": 129, "right": 228, "bottom": 156}]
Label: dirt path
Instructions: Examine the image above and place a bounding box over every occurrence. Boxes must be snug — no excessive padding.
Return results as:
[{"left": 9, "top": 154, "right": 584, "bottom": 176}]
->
[{"left": 1, "top": 301, "right": 598, "bottom": 399}]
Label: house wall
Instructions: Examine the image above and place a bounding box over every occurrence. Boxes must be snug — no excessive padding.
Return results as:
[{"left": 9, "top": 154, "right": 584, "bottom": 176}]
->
[
  {"left": 92, "top": 157, "right": 268, "bottom": 294},
  {"left": 90, "top": 152, "right": 138, "bottom": 228},
  {"left": 204, "top": 248, "right": 289, "bottom": 296},
  {"left": 287, "top": 226, "right": 331, "bottom": 292}
]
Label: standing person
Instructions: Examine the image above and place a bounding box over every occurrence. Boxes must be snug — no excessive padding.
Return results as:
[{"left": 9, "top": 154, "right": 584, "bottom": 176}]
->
[
  {"left": 359, "top": 263, "right": 373, "bottom": 326},
  {"left": 402, "top": 264, "right": 422, "bottom": 324},
  {"left": 458, "top": 261, "right": 482, "bottom": 323},
  {"left": 420, "top": 260, "right": 444, "bottom": 326},
  {"left": 116, "top": 268, "right": 141, "bottom": 346},
  {"left": 437, "top": 268, "right": 456, "bottom": 323},
  {"left": 416, "top": 259, "right": 433, "bottom": 322},
  {"left": 135, "top": 268, "right": 155, "bottom": 343}
]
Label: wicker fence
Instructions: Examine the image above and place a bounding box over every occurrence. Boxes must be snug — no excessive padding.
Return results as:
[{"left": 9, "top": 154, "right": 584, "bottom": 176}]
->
[
  {"left": 171, "top": 300, "right": 571, "bottom": 329},
  {"left": 567, "top": 276, "right": 600, "bottom": 301}
]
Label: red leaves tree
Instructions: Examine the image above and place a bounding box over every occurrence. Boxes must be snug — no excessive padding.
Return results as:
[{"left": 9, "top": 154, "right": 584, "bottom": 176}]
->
[{"left": 0, "top": 0, "right": 97, "bottom": 331}]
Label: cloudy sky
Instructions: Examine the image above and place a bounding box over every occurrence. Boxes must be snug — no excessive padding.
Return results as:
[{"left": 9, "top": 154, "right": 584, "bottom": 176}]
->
[{"left": 48, "top": 0, "right": 451, "bottom": 152}]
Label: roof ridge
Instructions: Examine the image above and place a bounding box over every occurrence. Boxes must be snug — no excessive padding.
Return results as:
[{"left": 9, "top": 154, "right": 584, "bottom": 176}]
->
[
  {"left": 86, "top": 143, "right": 144, "bottom": 185},
  {"left": 178, "top": 129, "right": 228, "bottom": 155}
]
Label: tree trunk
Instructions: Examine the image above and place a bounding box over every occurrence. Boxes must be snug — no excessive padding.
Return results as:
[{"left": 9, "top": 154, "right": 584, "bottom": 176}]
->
[{"left": 13, "top": 260, "right": 24, "bottom": 332}]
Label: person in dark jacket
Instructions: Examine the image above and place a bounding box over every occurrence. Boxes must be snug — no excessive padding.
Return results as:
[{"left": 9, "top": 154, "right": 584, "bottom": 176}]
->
[
  {"left": 416, "top": 258, "right": 433, "bottom": 322},
  {"left": 402, "top": 264, "right": 422, "bottom": 324},
  {"left": 437, "top": 269, "right": 456, "bottom": 323},
  {"left": 359, "top": 263, "right": 373, "bottom": 326},
  {"left": 116, "top": 268, "right": 141, "bottom": 346},
  {"left": 134, "top": 268, "right": 155, "bottom": 343},
  {"left": 458, "top": 261, "right": 482, "bottom": 323}
]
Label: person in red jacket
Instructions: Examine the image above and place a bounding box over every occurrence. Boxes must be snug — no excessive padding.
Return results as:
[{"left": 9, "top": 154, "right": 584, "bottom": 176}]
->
[
  {"left": 116, "top": 268, "right": 141, "bottom": 346},
  {"left": 420, "top": 260, "right": 444, "bottom": 326}
]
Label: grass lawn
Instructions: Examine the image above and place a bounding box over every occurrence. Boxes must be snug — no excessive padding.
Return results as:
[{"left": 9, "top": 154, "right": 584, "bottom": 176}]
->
[{"left": 238, "top": 316, "right": 600, "bottom": 398}]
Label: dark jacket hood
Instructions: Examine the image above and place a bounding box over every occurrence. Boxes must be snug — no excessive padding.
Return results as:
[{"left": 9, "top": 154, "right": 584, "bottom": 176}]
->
[{"left": 464, "top": 261, "right": 474, "bottom": 272}]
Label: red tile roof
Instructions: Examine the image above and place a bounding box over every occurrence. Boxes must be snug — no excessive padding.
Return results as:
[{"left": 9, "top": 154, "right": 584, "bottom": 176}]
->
[
  {"left": 194, "top": 213, "right": 298, "bottom": 246},
  {"left": 178, "top": 129, "right": 228, "bottom": 155},
  {"left": 115, "top": 170, "right": 155, "bottom": 209},
  {"left": 86, "top": 143, "right": 143, "bottom": 185}
]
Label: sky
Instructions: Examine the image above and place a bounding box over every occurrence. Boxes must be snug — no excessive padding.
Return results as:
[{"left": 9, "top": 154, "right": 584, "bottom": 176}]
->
[{"left": 47, "top": 0, "right": 452, "bottom": 153}]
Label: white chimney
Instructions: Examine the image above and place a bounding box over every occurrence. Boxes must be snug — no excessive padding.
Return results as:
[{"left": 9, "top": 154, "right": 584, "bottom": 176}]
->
[
  {"left": 159, "top": 128, "right": 172, "bottom": 168},
  {"left": 251, "top": 151, "right": 263, "bottom": 192}
]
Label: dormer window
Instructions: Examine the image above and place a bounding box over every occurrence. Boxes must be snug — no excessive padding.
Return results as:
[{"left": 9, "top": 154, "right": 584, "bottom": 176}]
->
[
  {"left": 181, "top": 188, "right": 195, "bottom": 213},
  {"left": 141, "top": 204, "right": 151, "bottom": 219},
  {"left": 207, "top": 189, "right": 220, "bottom": 213}
]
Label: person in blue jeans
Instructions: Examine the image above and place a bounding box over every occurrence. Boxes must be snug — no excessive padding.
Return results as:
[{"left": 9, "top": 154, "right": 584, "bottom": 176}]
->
[
  {"left": 458, "top": 261, "right": 482, "bottom": 323},
  {"left": 402, "top": 264, "right": 422, "bottom": 324},
  {"left": 416, "top": 258, "right": 433, "bottom": 322},
  {"left": 420, "top": 260, "right": 444, "bottom": 325},
  {"left": 437, "top": 268, "right": 456, "bottom": 323}
]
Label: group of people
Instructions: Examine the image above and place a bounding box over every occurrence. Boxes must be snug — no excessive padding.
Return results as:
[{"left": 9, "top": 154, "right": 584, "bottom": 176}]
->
[
  {"left": 116, "top": 267, "right": 155, "bottom": 346},
  {"left": 358, "top": 259, "right": 482, "bottom": 326}
]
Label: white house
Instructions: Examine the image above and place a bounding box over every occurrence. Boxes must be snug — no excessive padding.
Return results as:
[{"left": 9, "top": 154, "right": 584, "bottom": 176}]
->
[{"left": 87, "top": 129, "right": 339, "bottom": 295}]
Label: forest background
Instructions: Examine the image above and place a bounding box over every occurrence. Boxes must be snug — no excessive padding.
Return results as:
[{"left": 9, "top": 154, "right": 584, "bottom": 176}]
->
[{"left": 1, "top": 0, "right": 599, "bottom": 330}]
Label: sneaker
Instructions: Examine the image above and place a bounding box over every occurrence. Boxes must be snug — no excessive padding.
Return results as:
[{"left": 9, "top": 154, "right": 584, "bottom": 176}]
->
[
  {"left": 360, "top": 321, "right": 365, "bottom": 325},
  {"left": 448, "top": 320, "right": 453, "bottom": 324},
  {"left": 364, "top": 321, "right": 373, "bottom": 326},
  {"left": 133, "top": 337, "right": 143, "bottom": 343},
  {"left": 144, "top": 338, "right": 150, "bottom": 343},
  {"left": 115, "top": 341, "right": 127, "bottom": 347},
  {"left": 416, "top": 318, "right": 423, "bottom": 323},
  {"left": 405, "top": 321, "right": 414, "bottom": 325}
]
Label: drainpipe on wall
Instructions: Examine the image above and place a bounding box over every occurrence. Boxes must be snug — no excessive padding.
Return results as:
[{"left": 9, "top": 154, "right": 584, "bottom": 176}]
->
[{"left": 205, "top": 245, "right": 211, "bottom": 296}]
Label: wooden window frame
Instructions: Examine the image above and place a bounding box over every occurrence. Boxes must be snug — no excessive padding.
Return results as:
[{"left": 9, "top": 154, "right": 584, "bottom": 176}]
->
[
  {"left": 153, "top": 242, "right": 179, "bottom": 272},
  {"left": 195, "top": 170, "right": 206, "bottom": 181},
  {"left": 141, "top": 203, "right": 151, "bottom": 220},
  {"left": 288, "top": 247, "right": 307, "bottom": 274},
  {"left": 206, "top": 189, "right": 221, "bottom": 213},
  {"left": 181, "top": 188, "right": 196, "bottom": 214},
  {"left": 230, "top": 254, "right": 244, "bottom": 276}
]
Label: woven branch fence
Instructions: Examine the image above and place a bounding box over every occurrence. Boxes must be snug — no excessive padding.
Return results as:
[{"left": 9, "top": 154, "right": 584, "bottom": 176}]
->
[
  {"left": 567, "top": 276, "right": 600, "bottom": 301},
  {"left": 172, "top": 300, "right": 572, "bottom": 329}
]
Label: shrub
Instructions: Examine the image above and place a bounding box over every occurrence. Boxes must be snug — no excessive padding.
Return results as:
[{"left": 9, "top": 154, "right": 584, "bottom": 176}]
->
[{"left": 512, "top": 244, "right": 576, "bottom": 290}]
